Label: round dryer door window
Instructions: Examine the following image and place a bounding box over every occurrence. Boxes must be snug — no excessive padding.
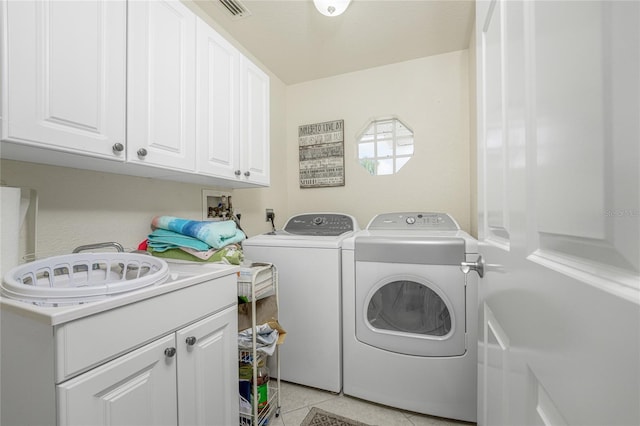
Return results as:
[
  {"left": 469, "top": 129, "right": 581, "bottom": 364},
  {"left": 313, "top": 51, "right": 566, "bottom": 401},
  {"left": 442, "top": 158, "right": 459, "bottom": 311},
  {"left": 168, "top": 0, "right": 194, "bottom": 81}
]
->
[
  {"left": 367, "top": 280, "right": 452, "bottom": 337},
  {"left": 355, "top": 262, "right": 467, "bottom": 357}
]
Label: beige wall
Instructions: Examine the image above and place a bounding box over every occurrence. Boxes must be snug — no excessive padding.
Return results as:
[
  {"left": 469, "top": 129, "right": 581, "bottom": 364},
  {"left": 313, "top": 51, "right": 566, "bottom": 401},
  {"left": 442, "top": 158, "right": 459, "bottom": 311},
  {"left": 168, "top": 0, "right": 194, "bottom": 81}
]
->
[
  {"left": 285, "top": 51, "right": 472, "bottom": 232},
  {"left": 0, "top": 160, "right": 204, "bottom": 255}
]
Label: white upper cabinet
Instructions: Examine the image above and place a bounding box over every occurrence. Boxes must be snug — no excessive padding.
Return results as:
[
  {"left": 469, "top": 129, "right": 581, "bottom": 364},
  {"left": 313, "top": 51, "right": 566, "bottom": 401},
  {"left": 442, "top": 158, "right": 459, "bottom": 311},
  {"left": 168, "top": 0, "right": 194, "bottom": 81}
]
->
[
  {"left": 1, "top": 0, "right": 269, "bottom": 188},
  {"left": 239, "top": 56, "right": 270, "bottom": 186},
  {"left": 196, "top": 18, "right": 240, "bottom": 179},
  {"left": 1, "top": 0, "right": 126, "bottom": 159},
  {"left": 196, "top": 18, "right": 270, "bottom": 186},
  {"left": 127, "top": 0, "right": 196, "bottom": 172}
]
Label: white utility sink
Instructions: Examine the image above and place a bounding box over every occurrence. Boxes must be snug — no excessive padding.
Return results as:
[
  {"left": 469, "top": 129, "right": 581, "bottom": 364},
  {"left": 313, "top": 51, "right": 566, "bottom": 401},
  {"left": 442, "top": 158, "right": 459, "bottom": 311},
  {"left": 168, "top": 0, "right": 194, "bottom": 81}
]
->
[{"left": 1, "top": 253, "right": 169, "bottom": 306}]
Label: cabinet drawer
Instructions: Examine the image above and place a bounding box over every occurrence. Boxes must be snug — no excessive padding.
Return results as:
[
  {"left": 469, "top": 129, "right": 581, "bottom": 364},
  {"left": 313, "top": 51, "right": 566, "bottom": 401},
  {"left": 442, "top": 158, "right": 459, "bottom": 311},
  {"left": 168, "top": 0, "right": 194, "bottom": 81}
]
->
[{"left": 54, "top": 274, "right": 236, "bottom": 383}]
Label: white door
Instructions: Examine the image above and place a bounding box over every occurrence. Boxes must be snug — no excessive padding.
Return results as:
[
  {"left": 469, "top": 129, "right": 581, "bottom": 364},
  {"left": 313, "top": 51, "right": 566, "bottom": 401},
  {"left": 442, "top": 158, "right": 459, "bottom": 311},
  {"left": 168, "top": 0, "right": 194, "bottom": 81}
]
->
[
  {"left": 3, "top": 0, "right": 126, "bottom": 158},
  {"left": 476, "top": 1, "right": 639, "bottom": 425},
  {"left": 239, "top": 56, "right": 270, "bottom": 185},
  {"left": 128, "top": 0, "right": 196, "bottom": 171},
  {"left": 176, "top": 306, "right": 238, "bottom": 426},
  {"left": 57, "top": 335, "right": 178, "bottom": 426},
  {"left": 195, "top": 17, "right": 240, "bottom": 179}
]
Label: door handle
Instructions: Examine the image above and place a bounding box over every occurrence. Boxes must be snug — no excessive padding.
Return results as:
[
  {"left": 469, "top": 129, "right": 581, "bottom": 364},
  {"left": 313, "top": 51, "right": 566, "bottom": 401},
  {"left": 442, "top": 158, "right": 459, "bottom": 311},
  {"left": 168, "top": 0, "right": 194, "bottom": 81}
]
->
[{"left": 460, "top": 255, "right": 484, "bottom": 278}]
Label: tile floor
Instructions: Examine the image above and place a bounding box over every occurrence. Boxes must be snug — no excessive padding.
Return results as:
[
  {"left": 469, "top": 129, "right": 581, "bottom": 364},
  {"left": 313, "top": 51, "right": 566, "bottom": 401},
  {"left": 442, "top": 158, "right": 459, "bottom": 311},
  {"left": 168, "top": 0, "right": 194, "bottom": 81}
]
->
[{"left": 269, "top": 381, "right": 476, "bottom": 426}]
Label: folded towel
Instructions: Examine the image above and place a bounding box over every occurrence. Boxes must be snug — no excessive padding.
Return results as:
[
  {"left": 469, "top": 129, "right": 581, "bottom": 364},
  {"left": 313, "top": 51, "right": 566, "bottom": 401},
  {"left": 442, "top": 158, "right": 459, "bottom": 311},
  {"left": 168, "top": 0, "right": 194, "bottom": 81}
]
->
[
  {"left": 151, "top": 216, "right": 246, "bottom": 249},
  {"left": 148, "top": 245, "right": 243, "bottom": 265},
  {"left": 147, "top": 229, "right": 211, "bottom": 252}
]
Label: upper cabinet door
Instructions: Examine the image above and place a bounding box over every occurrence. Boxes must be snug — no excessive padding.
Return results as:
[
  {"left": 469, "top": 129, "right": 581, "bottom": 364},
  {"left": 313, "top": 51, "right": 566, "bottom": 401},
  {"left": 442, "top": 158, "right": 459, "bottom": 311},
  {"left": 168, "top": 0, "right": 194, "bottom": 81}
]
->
[
  {"left": 127, "top": 0, "right": 196, "bottom": 171},
  {"left": 195, "top": 18, "right": 240, "bottom": 179},
  {"left": 239, "top": 56, "right": 270, "bottom": 186},
  {"left": 3, "top": 0, "right": 126, "bottom": 159}
]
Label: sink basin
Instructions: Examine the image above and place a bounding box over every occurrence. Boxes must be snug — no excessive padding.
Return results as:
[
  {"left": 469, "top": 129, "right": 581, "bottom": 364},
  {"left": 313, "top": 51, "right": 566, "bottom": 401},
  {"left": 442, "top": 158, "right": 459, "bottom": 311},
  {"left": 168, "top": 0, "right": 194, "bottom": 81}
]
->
[{"left": 2, "top": 253, "right": 169, "bottom": 306}]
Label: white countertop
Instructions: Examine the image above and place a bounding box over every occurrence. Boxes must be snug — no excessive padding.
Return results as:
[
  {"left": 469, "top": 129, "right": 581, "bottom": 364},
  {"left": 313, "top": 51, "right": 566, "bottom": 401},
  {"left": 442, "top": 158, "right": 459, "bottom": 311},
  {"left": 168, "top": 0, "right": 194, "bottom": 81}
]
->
[{"left": 0, "top": 262, "right": 239, "bottom": 326}]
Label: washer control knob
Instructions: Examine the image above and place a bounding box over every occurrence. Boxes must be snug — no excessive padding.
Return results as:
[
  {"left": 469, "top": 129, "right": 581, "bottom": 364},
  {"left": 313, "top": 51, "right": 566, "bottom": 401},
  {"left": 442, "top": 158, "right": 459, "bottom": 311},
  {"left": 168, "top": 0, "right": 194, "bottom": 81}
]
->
[
  {"left": 406, "top": 216, "right": 416, "bottom": 225},
  {"left": 313, "top": 217, "right": 325, "bottom": 225}
]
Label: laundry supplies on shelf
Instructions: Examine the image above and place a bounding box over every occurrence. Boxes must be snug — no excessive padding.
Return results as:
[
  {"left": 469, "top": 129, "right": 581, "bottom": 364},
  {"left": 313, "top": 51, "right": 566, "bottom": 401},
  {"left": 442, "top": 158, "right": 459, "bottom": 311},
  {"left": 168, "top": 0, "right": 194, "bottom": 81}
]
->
[
  {"left": 237, "top": 263, "right": 275, "bottom": 302},
  {"left": 237, "top": 263, "right": 283, "bottom": 426},
  {"left": 238, "top": 321, "right": 286, "bottom": 357}
]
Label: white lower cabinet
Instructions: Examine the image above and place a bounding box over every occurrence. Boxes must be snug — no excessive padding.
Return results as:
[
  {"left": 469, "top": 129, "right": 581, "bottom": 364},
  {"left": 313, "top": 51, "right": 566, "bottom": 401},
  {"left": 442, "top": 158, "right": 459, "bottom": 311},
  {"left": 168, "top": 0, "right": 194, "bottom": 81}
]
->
[
  {"left": 57, "top": 334, "right": 178, "bottom": 426},
  {"left": 177, "top": 307, "right": 238, "bottom": 426},
  {"left": 57, "top": 306, "right": 237, "bottom": 426},
  {"left": 1, "top": 271, "right": 239, "bottom": 426}
]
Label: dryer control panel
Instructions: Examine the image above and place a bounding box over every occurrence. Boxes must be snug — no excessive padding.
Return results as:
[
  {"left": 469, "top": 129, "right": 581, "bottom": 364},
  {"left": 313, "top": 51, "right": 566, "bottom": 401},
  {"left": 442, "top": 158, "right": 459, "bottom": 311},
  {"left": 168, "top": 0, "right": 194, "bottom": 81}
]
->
[
  {"left": 367, "top": 212, "right": 460, "bottom": 231},
  {"left": 283, "top": 213, "right": 357, "bottom": 236}
]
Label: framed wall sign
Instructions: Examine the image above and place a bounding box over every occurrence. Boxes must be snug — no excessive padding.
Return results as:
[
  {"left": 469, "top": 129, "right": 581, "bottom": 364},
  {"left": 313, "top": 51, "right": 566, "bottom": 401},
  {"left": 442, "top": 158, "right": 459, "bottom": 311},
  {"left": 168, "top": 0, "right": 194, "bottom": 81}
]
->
[{"left": 298, "top": 119, "right": 345, "bottom": 188}]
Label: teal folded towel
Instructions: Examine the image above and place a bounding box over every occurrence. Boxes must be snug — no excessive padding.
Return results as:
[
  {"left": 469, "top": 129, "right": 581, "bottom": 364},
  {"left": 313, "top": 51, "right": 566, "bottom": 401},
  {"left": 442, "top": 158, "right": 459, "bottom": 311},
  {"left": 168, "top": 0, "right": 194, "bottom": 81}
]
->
[
  {"left": 147, "top": 229, "right": 211, "bottom": 252},
  {"left": 151, "top": 216, "right": 246, "bottom": 249}
]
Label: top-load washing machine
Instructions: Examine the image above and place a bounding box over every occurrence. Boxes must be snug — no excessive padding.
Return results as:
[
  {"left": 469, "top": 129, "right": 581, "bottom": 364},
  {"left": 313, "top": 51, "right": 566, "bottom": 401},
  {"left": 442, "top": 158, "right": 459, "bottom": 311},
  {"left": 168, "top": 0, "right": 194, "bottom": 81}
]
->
[
  {"left": 242, "top": 213, "right": 359, "bottom": 393},
  {"left": 342, "top": 212, "right": 478, "bottom": 422}
]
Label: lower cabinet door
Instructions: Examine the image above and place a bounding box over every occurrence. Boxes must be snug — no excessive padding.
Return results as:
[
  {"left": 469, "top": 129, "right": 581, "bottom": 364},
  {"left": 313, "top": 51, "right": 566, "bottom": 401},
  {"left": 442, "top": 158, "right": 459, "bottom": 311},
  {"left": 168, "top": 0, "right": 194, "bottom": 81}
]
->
[
  {"left": 176, "top": 306, "right": 239, "bottom": 426},
  {"left": 57, "top": 334, "right": 178, "bottom": 426}
]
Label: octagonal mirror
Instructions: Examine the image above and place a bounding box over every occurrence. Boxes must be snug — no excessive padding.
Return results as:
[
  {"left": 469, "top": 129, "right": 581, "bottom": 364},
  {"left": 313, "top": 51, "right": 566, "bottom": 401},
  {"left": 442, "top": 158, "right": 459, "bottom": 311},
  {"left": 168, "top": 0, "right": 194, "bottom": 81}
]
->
[{"left": 357, "top": 117, "right": 414, "bottom": 175}]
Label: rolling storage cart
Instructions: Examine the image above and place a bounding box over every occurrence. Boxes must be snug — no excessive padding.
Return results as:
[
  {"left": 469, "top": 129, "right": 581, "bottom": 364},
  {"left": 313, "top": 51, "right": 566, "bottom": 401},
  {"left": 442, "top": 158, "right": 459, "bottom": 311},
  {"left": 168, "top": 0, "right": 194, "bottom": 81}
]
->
[{"left": 237, "top": 263, "right": 282, "bottom": 425}]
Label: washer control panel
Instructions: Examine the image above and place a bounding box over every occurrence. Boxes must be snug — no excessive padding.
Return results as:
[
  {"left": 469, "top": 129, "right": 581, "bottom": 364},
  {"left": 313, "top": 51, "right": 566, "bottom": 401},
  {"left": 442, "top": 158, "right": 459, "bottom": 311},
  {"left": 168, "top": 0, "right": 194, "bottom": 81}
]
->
[
  {"left": 367, "top": 212, "right": 460, "bottom": 231},
  {"left": 283, "top": 213, "right": 358, "bottom": 236}
]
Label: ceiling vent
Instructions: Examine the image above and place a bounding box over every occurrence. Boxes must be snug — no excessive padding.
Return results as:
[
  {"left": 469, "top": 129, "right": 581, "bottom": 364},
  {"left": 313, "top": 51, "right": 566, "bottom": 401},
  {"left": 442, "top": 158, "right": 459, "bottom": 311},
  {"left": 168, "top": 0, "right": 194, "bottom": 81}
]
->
[{"left": 217, "top": 0, "right": 251, "bottom": 20}]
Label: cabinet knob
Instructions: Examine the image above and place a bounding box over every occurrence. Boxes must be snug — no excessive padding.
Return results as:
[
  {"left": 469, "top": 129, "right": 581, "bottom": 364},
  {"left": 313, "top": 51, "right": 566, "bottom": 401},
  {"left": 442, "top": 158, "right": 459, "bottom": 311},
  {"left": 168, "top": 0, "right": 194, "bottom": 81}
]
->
[
  {"left": 164, "top": 347, "right": 176, "bottom": 358},
  {"left": 234, "top": 170, "right": 241, "bottom": 176},
  {"left": 185, "top": 336, "right": 197, "bottom": 346},
  {"left": 137, "top": 148, "right": 148, "bottom": 158},
  {"left": 244, "top": 171, "right": 250, "bottom": 177},
  {"left": 112, "top": 143, "right": 124, "bottom": 153}
]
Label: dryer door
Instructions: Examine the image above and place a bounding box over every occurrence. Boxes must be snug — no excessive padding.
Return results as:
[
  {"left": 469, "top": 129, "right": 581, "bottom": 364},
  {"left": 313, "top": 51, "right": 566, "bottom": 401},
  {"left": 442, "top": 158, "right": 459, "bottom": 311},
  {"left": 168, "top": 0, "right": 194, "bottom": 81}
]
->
[{"left": 354, "top": 238, "right": 467, "bottom": 357}]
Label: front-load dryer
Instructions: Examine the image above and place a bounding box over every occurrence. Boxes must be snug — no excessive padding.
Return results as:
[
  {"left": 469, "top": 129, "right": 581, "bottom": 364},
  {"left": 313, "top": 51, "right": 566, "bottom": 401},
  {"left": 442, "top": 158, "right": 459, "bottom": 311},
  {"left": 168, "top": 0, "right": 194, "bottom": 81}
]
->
[
  {"left": 242, "top": 213, "right": 359, "bottom": 393},
  {"left": 342, "top": 212, "right": 477, "bottom": 422}
]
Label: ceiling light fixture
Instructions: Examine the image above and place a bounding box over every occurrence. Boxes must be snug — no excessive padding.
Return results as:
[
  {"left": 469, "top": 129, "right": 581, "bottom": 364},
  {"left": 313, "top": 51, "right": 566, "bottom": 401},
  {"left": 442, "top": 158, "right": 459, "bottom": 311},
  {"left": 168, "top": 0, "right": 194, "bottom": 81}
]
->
[{"left": 313, "top": 0, "right": 352, "bottom": 17}]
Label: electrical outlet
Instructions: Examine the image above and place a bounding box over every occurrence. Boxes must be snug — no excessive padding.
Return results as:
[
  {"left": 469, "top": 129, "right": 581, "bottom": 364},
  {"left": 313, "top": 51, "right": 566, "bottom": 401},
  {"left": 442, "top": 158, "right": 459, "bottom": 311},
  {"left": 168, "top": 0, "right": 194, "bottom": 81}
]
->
[{"left": 265, "top": 209, "right": 274, "bottom": 222}]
